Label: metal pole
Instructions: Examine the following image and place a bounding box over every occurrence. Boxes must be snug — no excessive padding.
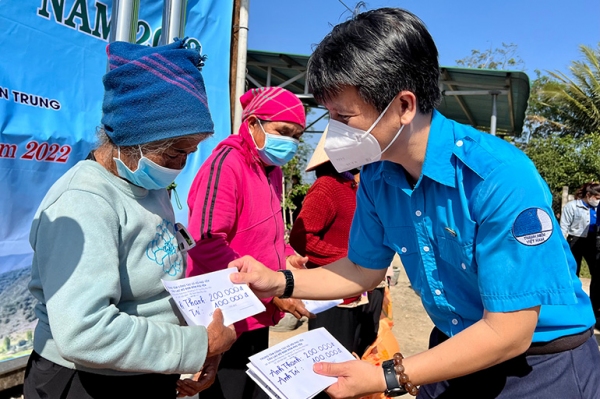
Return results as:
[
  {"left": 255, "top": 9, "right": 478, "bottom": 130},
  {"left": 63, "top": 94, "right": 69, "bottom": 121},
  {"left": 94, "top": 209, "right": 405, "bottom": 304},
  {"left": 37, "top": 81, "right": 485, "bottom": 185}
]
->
[
  {"left": 160, "top": 0, "right": 188, "bottom": 45},
  {"left": 442, "top": 90, "right": 508, "bottom": 96},
  {"left": 233, "top": 0, "right": 250, "bottom": 134},
  {"left": 561, "top": 186, "right": 569, "bottom": 220},
  {"left": 490, "top": 93, "right": 498, "bottom": 136},
  {"left": 108, "top": 0, "right": 140, "bottom": 44}
]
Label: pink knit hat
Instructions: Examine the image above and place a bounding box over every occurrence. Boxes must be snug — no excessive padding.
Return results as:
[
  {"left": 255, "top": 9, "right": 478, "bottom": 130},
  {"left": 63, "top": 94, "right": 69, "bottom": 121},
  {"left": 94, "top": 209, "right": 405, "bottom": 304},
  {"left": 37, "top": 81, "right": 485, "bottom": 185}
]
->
[{"left": 240, "top": 87, "right": 306, "bottom": 128}]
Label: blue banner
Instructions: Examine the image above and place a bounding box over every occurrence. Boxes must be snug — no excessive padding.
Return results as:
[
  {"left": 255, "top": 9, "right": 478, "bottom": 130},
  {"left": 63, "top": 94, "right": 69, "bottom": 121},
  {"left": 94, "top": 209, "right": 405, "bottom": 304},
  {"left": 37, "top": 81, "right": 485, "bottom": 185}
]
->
[{"left": 0, "top": 0, "right": 233, "bottom": 362}]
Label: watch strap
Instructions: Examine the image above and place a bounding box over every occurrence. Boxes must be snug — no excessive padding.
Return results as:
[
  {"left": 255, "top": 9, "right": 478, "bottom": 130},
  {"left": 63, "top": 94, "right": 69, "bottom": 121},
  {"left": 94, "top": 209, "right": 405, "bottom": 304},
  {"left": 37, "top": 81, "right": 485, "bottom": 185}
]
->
[
  {"left": 277, "top": 269, "right": 294, "bottom": 299},
  {"left": 382, "top": 359, "right": 407, "bottom": 397}
]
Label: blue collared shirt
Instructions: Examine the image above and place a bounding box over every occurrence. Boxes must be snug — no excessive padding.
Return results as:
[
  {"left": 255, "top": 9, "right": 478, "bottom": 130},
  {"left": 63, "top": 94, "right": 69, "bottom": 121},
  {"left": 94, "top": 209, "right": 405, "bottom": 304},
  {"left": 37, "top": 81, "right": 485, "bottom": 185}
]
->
[
  {"left": 349, "top": 111, "right": 594, "bottom": 342},
  {"left": 587, "top": 202, "right": 597, "bottom": 233}
]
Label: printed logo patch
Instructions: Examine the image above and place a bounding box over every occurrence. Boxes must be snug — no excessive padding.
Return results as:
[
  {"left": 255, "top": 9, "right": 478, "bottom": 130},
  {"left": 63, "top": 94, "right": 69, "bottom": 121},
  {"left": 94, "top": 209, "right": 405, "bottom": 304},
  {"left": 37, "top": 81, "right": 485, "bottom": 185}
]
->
[
  {"left": 512, "top": 208, "right": 553, "bottom": 246},
  {"left": 147, "top": 219, "right": 183, "bottom": 276}
]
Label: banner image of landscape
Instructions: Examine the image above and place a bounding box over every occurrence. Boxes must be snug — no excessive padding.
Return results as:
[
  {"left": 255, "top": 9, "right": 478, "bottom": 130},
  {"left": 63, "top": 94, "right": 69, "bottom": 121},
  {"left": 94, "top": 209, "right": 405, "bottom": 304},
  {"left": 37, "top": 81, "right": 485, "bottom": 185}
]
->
[{"left": 0, "top": 0, "right": 233, "bottom": 363}]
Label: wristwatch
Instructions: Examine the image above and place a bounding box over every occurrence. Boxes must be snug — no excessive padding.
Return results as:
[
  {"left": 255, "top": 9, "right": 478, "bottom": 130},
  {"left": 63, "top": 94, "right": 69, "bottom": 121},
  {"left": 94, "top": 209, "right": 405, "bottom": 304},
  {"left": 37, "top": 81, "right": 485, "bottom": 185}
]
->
[
  {"left": 277, "top": 269, "right": 294, "bottom": 299},
  {"left": 382, "top": 360, "right": 407, "bottom": 397}
]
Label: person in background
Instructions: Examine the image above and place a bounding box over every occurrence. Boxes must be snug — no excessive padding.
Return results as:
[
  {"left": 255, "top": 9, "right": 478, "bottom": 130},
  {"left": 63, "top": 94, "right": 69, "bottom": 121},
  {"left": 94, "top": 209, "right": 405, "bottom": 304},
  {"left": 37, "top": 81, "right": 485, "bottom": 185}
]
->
[
  {"left": 560, "top": 182, "right": 600, "bottom": 327},
  {"left": 186, "top": 87, "right": 313, "bottom": 399},
  {"left": 290, "top": 174, "right": 305, "bottom": 223},
  {"left": 229, "top": 8, "right": 600, "bottom": 399},
  {"left": 24, "top": 40, "right": 236, "bottom": 399},
  {"left": 560, "top": 182, "right": 600, "bottom": 328},
  {"left": 560, "top": 182, "right": 600, "bottom": 275},
  {"left": 289, "top": 128, "right": 383, "bottom": 360}
]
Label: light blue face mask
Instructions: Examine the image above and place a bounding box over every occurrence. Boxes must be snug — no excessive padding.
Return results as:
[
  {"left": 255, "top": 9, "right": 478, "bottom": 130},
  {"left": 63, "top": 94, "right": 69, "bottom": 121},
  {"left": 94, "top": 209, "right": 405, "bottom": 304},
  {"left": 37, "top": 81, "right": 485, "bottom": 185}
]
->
[
  {"left": 255, "top": 121, "right": 299, "bottom": 167},
  {"left": 113, "top": 147, "right": 182, "bottom": 190}
]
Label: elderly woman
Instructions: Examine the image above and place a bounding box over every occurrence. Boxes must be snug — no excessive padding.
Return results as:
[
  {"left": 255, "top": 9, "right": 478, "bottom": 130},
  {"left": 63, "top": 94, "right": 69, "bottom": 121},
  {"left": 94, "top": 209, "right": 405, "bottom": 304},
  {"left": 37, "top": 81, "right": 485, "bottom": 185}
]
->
[
  {"left": 24, "top": 40, "right": 236, "bottom": 399},
  {"left": 186, "top": 86, "right": 311, "bottom": 399}
]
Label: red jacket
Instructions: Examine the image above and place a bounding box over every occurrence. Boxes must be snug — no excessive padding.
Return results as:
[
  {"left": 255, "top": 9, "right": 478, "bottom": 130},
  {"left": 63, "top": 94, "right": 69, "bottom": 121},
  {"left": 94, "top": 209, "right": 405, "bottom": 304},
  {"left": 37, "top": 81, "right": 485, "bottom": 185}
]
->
[
  {"left": 186, "top": 134, "right": 293, "bottom": 334},
  {"left": 289, "top": 174, "right": 359, "bottom": 303}
]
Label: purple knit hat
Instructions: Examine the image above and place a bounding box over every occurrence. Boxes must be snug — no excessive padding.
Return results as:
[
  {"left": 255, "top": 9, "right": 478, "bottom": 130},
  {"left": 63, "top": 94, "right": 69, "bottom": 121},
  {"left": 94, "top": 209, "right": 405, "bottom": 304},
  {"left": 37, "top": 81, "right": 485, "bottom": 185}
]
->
[{"left": 101, "top": 39, "right": 214, "bottom": 146}]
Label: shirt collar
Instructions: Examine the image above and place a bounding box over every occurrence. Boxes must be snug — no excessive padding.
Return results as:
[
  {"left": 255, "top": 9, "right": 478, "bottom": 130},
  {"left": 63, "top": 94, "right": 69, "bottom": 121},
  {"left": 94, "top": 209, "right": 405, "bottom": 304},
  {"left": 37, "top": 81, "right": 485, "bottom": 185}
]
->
[
  {"left": 420, "top": 110, "right": 456, "bottom": 188},
  {"left": 578, "top": 199, "right": 591, "bottom": 209},
  {"left": 370, "top": 111, "right": 456, "bottom": 189},
  {"left": 369, "top": 161, "right": 414, "bottom": 195}
]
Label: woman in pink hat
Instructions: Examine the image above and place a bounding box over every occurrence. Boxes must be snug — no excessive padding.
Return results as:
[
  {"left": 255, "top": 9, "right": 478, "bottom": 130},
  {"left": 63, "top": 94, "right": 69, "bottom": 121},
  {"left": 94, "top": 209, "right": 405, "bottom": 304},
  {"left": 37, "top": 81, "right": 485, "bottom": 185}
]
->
[{"left": 186, "top": 87, "right": 313, "bottom": 399}]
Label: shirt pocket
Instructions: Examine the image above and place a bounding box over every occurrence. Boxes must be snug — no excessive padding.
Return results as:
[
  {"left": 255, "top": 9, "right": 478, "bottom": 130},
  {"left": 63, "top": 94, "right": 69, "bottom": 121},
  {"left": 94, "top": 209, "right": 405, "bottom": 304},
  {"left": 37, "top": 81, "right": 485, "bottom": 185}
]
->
[
  {"left": 383, "top": 226, "right": 423, "bottom": 289},
  {"left": 437, "top": 235, "right": 476, "bottom": 274}
]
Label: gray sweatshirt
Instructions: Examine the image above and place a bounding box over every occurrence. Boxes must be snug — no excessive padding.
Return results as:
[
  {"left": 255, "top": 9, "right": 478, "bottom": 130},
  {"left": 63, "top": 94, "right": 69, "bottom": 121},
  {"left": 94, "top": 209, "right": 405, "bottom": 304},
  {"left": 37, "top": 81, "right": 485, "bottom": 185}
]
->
[{"left": 29, "top": 160, "right": 207, "bottom": 376}]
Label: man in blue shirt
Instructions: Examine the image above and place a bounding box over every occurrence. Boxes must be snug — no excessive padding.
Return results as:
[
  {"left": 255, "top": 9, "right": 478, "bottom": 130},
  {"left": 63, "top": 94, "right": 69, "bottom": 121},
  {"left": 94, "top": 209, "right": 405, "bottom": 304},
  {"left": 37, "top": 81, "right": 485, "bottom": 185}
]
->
[{"left": 230, "top": 7, "right": 600, "bottom": 399}]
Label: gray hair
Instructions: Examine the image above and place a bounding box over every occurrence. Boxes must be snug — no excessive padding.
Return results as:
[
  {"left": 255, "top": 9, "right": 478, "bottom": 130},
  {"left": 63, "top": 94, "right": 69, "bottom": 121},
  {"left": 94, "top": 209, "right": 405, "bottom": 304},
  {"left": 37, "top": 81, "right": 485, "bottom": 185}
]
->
[{"left": 95, "top": 127, "right": 206, "bottom": 160}]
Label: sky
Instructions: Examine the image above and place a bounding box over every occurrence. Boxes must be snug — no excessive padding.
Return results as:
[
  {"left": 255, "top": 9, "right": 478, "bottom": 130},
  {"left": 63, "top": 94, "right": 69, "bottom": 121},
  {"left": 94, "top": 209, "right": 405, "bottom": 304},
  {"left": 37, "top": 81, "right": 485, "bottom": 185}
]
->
[
  {"left": 248, "top": 0, "right": 599, "bottom": 76},
  {"left": 246, "top": 0, "right": 600, "bottom": 180}
]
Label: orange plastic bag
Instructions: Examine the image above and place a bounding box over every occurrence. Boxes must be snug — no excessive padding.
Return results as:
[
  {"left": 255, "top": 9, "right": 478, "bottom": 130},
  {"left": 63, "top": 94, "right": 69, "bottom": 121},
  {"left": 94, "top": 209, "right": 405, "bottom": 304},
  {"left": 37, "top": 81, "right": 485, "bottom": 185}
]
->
[
  {"left": 360, "top": 287, "right": 401, "bottom": 399},
  {"left": 380, "top": 285, "right": 394, "bottom": 322}
]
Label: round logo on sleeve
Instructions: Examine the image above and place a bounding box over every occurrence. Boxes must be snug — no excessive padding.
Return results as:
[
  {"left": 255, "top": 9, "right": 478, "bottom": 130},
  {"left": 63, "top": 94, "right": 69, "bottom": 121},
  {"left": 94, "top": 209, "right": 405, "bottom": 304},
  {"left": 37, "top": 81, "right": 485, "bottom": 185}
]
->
[{"left": 512, "top": 208, "right": 553, "bottom": 246}]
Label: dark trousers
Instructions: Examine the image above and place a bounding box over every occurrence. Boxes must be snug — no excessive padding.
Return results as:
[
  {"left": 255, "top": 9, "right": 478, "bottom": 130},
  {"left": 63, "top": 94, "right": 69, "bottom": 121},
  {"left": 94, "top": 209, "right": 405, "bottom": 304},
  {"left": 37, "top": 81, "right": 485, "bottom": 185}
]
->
[
  {"left": 593, "top": 235, "right": 600, "bottom": 320},
  {"left": 567, "top": 234, "right": 597, "bottom": 276},
  {"left": 308, "top": 288, "right": 383, "bottom": 357},
  {"left": 309, "top": 288, "right": 384, "bottom": 399},
  {"left": 568, "top": 234, "right": 600, "bottom": 320},
  {"left": 418, "top": 328, "right": 600, "bottom": 399},
  {"left": 23, "top": 351, "right": 180, "bottom": 399},
  {"left": 199, "top": 327, "right": 270, "bottom": 399}
]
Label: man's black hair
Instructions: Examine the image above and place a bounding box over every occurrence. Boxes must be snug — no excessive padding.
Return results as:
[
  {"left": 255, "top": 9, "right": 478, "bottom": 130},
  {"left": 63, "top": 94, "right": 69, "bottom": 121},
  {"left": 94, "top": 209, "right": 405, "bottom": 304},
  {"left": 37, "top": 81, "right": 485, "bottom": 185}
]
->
[{"left": 307, "top": 8, "right": 441, "bottom": 114}]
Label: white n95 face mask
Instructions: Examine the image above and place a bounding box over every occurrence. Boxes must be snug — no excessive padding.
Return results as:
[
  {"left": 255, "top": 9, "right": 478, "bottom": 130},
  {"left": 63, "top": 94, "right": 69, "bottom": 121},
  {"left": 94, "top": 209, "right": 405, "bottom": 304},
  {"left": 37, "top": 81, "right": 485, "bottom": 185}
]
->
[{"left": 324, "top": 98, "right": 404, "bottom": 172}]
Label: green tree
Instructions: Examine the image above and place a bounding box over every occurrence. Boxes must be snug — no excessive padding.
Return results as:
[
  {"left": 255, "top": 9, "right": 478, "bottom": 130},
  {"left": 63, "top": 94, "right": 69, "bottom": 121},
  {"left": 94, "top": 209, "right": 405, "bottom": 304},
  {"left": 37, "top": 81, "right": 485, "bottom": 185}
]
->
[
  {"left": 282, "top": 137, "right": 312, "bottom": 228},
  {"left": 3, "top": 336, "right": 10, "bottom": 351},
  {"left": 537, "top": 43, "right": 600, "bottom": 137},
  {"left": 523, "top": 70, "right": 569, "bottom": 139},
  {"left": 455, "top": 42, "right": 525, "bottom": 70},
  {"left": 457, "top": 43, "right": 600, "bottom": 211},
  {"left": 281, "top": 106, "right": 325, "bottom": 228},
  {"left": 522, "top": 133, "right": 600, "bottom": 213}
]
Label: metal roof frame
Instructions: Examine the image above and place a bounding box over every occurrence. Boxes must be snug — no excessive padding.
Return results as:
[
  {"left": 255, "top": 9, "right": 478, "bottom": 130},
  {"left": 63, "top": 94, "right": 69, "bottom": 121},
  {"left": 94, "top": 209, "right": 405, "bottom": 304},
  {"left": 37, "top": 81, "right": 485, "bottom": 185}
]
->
[{"left": 246, "top": 50, "right": 531, "bottom": 136}]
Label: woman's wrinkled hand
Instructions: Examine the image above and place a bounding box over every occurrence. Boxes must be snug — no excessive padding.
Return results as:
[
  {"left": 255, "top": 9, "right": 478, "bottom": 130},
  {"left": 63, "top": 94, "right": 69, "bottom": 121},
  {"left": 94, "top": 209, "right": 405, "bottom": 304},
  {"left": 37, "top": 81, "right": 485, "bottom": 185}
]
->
[
  {"left": 286, "top": 255, "right": 308, "bottom": 270},
  {"left": 272, "top": 297, "right": 315, "bottom": 319},
  {"left": 206, "top": 308, "right": 236, "bottom": 357},
  {"left": 176, "top": 355, "right": 222, "bottom": 397}
]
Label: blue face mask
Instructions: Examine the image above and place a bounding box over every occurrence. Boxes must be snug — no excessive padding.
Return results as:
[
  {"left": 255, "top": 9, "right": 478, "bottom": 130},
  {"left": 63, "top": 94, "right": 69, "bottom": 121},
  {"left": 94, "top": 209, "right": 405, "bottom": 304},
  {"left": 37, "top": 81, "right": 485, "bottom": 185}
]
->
[
  {"left": 113, "top": 147, "right": 182, "bottom": 190},
  {"left": 255, "top": 121, "right": 299, "bottom": 167}
]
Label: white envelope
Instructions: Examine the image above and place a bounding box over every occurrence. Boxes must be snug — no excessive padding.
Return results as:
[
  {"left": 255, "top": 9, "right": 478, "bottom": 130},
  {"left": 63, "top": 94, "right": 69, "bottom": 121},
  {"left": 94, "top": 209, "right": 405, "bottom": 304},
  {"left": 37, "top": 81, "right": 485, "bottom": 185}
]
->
[
  {"left": 246, "top": 328, "right": 355, "bottom": 399},
  {"left": 301, "top": 299, "right": 343, "bottom": 314},
  {"left": 162, "top": 268, "right": 266, "bottom": 326}
]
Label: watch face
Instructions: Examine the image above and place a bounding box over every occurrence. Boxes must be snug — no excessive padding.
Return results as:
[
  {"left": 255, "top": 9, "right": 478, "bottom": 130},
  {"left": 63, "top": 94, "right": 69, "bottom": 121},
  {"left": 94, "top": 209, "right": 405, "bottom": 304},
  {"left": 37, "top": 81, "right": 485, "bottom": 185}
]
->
[
  {"left": 385, "top": 388, "right": 406, "bottom": 397},
  {"left": 385, "top": 387, "right": 407, "bottom": 397}
]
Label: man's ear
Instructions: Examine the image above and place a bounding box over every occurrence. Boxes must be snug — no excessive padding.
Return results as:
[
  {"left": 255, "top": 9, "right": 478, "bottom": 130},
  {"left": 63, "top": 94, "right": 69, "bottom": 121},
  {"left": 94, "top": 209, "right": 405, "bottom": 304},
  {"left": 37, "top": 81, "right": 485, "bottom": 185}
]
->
[{"left": 396, "top": 91, "right": 418, "bottom": 126}]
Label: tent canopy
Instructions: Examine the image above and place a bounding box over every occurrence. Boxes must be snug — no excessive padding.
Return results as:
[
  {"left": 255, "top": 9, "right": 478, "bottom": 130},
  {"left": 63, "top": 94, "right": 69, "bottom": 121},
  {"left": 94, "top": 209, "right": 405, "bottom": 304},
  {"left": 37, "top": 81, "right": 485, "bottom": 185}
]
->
[{"left": 246, "top": 49, "right": 530, "bottom": 136}]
